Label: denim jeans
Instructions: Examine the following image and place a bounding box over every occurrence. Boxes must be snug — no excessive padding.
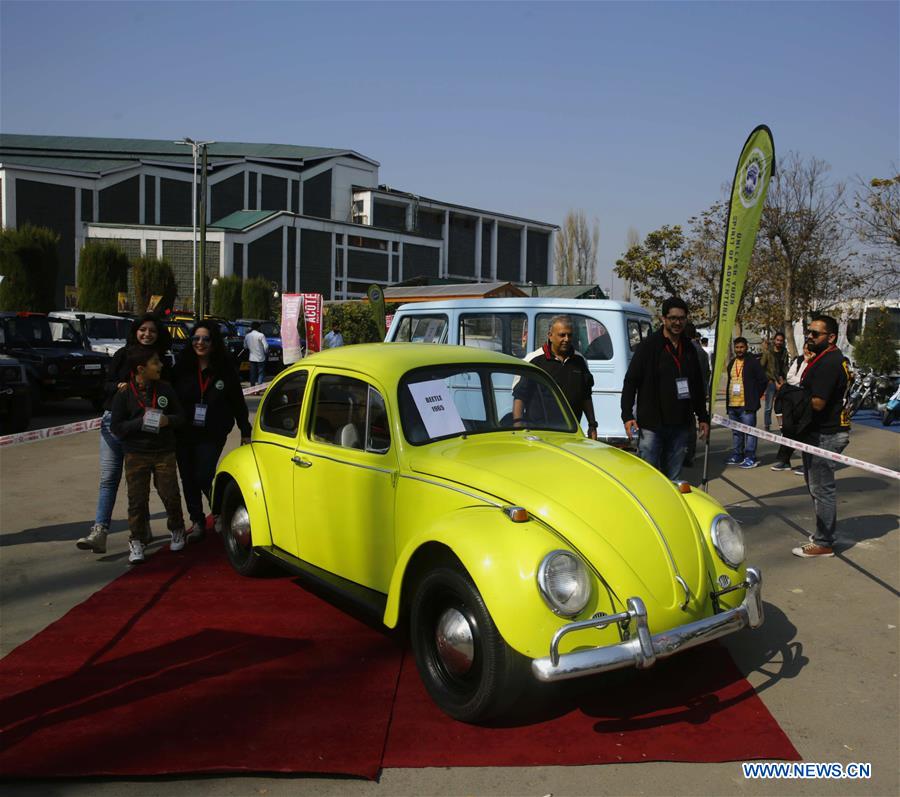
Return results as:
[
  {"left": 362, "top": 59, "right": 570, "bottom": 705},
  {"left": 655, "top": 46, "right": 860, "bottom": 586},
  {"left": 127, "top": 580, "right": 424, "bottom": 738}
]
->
[
  {"left": 95, "top": 411, "right": 125, "bottom": 528},
  {"left": 637, "top": 425, "right": 690, "bottom": 480},
  {"left": 727, "top": 407, "right": 758, "bottom": 460},
  {"left": 763, "top": 381, "right": 777, "bottom": 428},
  {"left": 802, "top": 430, "right": 850, "bottom": 548},
  {"left": 176, "top": 436, "right": 227, "bottom": 526},
  {"left": 249, "top": 361, "right": 265, "bottom": 386}
]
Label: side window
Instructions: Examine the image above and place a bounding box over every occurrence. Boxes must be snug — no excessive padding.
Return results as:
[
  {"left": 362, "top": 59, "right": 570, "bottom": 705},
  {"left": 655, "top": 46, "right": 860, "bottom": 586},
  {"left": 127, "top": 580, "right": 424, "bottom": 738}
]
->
[
  {"left": 628, "top": 320, "right": 642, "bottom": 352},
  {"left": 535, "top": 314, "right": 613, "bottom": 360},
  {"left": 394, "top": 315, "right": 448, "bottom": 343},
  {"left": 259, "top": 371, "right": 308, "bottom": 437},
  {"left": 309, "top": 373, "right": 380, "bottom": 451},
  {"left": 459, "top": 313, "right": 528, "bottom": 357},
  {"left": 640, "top": 320, "right": 652, "bottom": 341}
]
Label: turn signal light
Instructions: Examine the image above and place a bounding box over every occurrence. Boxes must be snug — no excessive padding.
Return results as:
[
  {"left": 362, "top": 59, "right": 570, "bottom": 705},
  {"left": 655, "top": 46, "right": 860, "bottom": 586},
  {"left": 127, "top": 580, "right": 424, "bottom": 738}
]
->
[
  {"left": 504, "top": 506, "right": 530, "bottom": 523},
  {"left": 676, "top": 481, "right": 692, "bottom": 494}
]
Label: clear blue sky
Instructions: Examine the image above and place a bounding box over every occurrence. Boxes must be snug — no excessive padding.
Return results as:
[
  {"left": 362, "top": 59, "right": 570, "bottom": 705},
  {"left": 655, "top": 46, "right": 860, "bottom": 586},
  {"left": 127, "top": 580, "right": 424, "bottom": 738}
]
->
[{"left": 2, "top": 1, "right": 897, "bottom": 296}]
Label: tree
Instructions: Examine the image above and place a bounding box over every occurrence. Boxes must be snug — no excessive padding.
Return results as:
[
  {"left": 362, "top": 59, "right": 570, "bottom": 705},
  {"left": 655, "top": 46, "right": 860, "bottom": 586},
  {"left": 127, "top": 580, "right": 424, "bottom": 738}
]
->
[
  {"left": 211, "top": 275, "right": 242, "bottom": 319},
  {"left": 622, "top": 227, "right": 640, "bottom": 301},
  {"left": 555, "top": 210, "right": 599, "bottom": 284},
  {"left": 77, "top": 241, "right": 129, "bottom": 313},
  {"left": 851, "top": 309, "right": 900, "bottom": 374},
  {"left": 613, "top": 225, "right": 693, "bottom": 311},
  {"left": 849, "top": 170, "right": 900, "bottom": 295},
  {"left": 131, "top": 255, "right": 177, "bottom": 315},
  {"left": 242, "top": 277, "right": 273, "bottom": 320},
  {"left": 324, "top": 301, "right": 401, "bottom": 345},
  {"left": 0, "top": 225, "right": 60, "bottom": 312}
]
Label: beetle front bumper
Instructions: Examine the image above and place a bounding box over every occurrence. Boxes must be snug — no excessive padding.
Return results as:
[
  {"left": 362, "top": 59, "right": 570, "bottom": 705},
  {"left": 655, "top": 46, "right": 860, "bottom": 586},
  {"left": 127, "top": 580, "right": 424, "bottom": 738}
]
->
[{"left": 532, "top": 567, "right": 763, "bottom": 682}]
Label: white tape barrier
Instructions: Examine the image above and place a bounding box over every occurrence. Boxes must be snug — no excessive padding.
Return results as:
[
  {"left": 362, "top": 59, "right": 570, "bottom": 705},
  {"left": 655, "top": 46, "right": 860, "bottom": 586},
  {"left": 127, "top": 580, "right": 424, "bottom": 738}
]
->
[
  {"left": 712, "top": 413, "right": 900, "bottom": 481},
  {"left": 0, "top": 381, "right": 273, "bottom": 449}
]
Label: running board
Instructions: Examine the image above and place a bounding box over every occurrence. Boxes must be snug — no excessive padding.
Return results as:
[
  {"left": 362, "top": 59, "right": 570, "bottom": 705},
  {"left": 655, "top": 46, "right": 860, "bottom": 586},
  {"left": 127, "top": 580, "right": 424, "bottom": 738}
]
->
[{"left": 255, "top": 546, "right": 388, "bottom": 618}]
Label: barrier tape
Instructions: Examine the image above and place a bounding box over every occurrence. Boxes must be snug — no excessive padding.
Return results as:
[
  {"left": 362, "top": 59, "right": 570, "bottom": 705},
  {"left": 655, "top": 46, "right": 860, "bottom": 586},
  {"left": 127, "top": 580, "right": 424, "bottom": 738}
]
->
[
  {"left": 712, "top": 413, "right": 900, "bottom": 481},
  {"left": 0, "top": 381, "right": 273, "bottom": 449}
]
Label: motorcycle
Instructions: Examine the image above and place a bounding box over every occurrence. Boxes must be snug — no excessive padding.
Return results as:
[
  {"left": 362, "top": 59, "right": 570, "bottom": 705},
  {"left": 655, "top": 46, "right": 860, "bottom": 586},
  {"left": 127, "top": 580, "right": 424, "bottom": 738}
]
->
[
  {"left": 882, "top": 381, "right": 900, "bottom": 426},
  {"left": 845, "top": 370, "right": 895, "bottom": 417}
]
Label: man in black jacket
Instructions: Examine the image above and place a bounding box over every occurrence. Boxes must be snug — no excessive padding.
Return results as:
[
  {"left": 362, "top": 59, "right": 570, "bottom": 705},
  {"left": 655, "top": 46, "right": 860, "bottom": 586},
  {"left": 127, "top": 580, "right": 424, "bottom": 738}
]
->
[
  {"left": 621, "top": 297, "right": 709, "bottom": 479},
  {"left": 724, "top": 337, "right": 769, "bottom": 468}
]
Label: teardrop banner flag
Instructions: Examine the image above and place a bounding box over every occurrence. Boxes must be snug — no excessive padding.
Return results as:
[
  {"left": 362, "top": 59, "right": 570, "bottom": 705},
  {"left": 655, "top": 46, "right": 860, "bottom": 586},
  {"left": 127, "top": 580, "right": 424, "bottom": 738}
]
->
[
  {"left": 703, "top": 126, "right": 774, "bottom": 490},
  {"left": 709, "top": 125, "right": 775, "bottom": 404}
]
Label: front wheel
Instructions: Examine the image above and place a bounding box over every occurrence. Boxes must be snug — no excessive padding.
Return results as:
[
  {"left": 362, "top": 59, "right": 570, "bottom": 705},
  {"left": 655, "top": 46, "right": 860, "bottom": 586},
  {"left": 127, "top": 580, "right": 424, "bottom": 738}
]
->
[
  {"left": 220, "top": 482, "right": 267, "bottom": 577},
  {"left": 410, "top": 566, "right": 527, "bottom": 723}
]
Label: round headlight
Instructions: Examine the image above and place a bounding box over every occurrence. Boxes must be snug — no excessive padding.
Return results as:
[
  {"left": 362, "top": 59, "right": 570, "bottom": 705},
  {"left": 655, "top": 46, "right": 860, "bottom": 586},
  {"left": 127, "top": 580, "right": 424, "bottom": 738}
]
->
[
  {"left": 711, "top": 514, "right": 745, "bottom": 568},
  {"left": 46, "top": 363, "right": 59, "bottom": 376},
  {"left": 537, "top": 550, "right": 592, "bottom": 617}
]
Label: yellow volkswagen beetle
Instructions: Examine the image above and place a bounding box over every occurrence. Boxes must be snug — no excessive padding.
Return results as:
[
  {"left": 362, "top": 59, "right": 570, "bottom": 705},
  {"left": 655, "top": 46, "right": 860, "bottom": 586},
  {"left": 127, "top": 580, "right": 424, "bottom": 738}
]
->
[{"left": 212, "top": 344, "right": 762, "bottom": 722}]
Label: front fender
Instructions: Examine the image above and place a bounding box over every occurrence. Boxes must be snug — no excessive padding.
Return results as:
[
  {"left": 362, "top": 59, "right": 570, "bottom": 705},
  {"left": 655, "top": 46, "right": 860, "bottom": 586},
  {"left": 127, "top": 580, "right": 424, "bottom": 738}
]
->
[
  {"left": 211, "top": 444, "right": 274, "bottom": 547},
  {"left": 383, "top": 506, "right": 619, "bottom": 659}
]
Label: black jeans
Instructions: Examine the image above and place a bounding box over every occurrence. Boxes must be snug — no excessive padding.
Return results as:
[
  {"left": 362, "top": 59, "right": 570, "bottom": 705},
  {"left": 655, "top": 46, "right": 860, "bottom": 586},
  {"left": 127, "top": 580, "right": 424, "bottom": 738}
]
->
[{"left": 176, "top": 436, "right": 227, "bottom": 526}]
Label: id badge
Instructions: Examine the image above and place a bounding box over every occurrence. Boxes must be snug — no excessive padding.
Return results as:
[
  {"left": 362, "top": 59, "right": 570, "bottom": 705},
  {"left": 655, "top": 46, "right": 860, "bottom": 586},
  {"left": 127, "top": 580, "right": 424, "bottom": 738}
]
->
[
  {"left": 142, "top": 408, "right": 163, "bottom": 434},
  {"left": 193, "top": 404, "right": 208, "bottom": 427},
  {"left": 732, "top": 382, "right": 743, "bottom": 394},
  {"left": 676, "top": 377, "right": 690, "bottom": 400}
]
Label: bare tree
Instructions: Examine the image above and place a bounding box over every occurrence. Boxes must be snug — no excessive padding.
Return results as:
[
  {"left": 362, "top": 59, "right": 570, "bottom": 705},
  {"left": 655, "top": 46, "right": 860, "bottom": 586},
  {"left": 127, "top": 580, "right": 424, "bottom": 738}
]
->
[
  {"left": 849, "top": 170, "right": 900, "bottom": 295},
  {"left": 555, "top": 210, "right": 600, "bottom": 284}
]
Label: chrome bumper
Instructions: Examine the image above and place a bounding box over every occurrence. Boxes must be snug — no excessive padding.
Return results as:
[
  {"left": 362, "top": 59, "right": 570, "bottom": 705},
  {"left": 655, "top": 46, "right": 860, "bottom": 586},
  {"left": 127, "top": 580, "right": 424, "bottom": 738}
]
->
[{"left": 532, "top": 567, "right": 763, "bottom": 683}]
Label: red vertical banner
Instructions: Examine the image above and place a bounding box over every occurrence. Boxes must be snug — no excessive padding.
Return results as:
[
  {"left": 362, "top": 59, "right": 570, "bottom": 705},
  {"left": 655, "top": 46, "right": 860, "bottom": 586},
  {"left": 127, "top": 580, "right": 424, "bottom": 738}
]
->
[{"left": 300, "top": 292, "right": 323, "bottom": 353}]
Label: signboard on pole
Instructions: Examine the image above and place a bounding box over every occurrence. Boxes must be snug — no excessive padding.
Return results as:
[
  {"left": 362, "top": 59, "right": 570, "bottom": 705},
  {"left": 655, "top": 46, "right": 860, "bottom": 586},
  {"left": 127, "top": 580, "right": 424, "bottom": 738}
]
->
[{"left": 64, "top": 285, "right": 78, "bottom": 309}]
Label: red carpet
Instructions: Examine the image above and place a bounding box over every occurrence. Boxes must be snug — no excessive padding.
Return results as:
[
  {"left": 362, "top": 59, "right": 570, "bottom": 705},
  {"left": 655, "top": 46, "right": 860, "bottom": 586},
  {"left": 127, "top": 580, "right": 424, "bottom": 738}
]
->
[{"left": 0, "top": 538, "right": 798, "bottom": 779}]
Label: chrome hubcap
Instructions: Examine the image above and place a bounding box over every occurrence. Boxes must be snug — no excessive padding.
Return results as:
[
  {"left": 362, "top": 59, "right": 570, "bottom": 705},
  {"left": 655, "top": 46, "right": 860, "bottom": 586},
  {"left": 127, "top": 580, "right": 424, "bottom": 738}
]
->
[
  {"left": 230, "top": 506, "right": 251, "bottom": 548},
  {"left": 435, "top": 608, "right": 475, "bottom": 676}
]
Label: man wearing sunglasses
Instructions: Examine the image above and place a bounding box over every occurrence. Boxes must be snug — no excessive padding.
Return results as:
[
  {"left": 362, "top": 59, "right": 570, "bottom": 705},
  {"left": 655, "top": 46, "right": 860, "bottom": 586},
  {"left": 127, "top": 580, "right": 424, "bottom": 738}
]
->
[
  {"left": 792, "top": 314, "right": 852, "bottom": 559},
  {"left": 621, "top": 296, "right": 709, "bottom": 480}
]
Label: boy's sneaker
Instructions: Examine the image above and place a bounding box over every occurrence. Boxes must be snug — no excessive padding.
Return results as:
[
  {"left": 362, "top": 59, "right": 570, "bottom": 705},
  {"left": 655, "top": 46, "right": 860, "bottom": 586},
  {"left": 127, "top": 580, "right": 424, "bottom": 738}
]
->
[
  {"left": 213, "top": 515, "right": 223, "bottom": 534},
  {"left": 770, "top": 461, "right": 792, "bottom": 472},
  {"left": 739, "top": 457, "right": 760, "bottom": 469},
  {"left": 76, "top": 524, "right": 108, "bottom": 553},
  {"left": 725, "top": 455, "right": 743, "bottom": 466},
  {"left": 128, "top": 539, "right": 145, "bottom": 564},
  {"left": 186, "top": 522, "right": 205, "bottom": 544},
  {"left": 792, "top": 466, "right": 806, "bottom": 475},
  {"left": 792, "top": 542, "right": 834, "bottom": 558},
  {"left": 170, "top": 528, "right": 186, "bottom": 552}
]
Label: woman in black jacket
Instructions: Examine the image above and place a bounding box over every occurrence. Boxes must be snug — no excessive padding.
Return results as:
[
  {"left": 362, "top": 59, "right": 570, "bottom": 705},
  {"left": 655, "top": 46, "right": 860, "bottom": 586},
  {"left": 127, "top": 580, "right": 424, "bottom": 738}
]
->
[
  {"left": 173, "top": 320, "right": 251, "bottom": 542},
  {"left": 76, "top": 313, "right": 173, "bottom": 554}
]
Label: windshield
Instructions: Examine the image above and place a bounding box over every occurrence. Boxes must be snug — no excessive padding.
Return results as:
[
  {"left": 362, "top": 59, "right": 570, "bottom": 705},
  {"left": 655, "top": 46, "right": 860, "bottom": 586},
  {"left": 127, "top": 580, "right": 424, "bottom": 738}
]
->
[
  {"left": 6, "top": 316, "right": 66, "bottom": 346},
  {"left": 217, "top": 321, "right": 237, "bottom": 337},
  {"left": 399, "top": 364, "right": 576, "bottom": 445},
  {"left": 87, "top": 317, "right": 132, "bottom": 339},
  {"left": 259, "top": 321, "right": 280, "bottom": 337}
]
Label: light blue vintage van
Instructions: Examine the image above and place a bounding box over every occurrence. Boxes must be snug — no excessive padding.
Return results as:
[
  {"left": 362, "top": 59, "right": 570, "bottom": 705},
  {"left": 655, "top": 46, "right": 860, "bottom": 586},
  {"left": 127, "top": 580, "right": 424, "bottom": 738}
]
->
[{"left": 385, "top": 298, "right": 654, "bottom": 443}]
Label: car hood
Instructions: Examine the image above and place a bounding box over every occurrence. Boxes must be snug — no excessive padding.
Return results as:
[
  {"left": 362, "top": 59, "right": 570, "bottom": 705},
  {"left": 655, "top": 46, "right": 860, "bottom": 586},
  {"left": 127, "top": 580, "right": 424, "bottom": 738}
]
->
[
  {"left": 407, "top": 432, "right": 708, "bottom": 612},
  {"left": 16, "top": 346, "right": 106, "bottom": 362}
]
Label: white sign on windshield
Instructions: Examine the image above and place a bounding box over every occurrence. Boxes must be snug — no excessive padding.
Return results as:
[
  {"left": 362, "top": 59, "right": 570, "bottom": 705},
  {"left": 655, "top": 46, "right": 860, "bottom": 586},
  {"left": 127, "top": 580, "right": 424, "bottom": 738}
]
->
[{"left": 408, "top": 379, "right": 466, "bottom": 438}]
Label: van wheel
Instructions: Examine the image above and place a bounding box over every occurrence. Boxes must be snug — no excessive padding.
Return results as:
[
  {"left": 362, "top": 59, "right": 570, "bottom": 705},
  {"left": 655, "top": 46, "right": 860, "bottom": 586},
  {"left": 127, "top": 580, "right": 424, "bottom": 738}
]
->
[{"left": 221, "top": 482, "right": 267, "bottom": 577}]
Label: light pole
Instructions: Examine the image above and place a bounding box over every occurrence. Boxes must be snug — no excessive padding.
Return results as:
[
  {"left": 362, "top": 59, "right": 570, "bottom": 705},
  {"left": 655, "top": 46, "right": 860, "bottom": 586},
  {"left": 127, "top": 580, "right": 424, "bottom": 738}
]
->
[{"left": 175, "top": 137, "right": 214, "bottom": 321}]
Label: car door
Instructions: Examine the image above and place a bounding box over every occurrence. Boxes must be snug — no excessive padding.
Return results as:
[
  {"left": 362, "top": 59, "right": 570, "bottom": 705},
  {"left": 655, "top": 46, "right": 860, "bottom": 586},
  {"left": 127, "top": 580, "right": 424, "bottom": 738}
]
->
[
  {"left": 294, "top": 371, "right": 397, "bottom": 592},
  {"left": 252, "top": 369, "right": 310, "bottom": 555}
]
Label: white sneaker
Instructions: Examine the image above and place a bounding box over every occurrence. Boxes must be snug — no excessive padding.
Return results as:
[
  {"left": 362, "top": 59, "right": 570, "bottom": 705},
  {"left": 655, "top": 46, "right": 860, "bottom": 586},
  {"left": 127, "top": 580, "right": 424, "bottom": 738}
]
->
[
  {"left": 170, "top": 528, "right": 186, "bottom": 552},
  {"left": 128, "top": 539, "right": 145, "bottom": 564}
]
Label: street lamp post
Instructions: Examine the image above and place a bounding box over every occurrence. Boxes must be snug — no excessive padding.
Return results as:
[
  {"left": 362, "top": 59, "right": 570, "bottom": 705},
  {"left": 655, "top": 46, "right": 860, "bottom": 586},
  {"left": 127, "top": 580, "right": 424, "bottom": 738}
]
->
[{"left": 175, "top": 137, "right": 215, "bottom": 322}]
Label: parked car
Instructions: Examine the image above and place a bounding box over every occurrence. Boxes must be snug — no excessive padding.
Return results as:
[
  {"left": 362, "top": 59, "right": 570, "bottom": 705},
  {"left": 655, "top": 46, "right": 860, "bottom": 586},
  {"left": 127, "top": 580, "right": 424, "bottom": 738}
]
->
[
  {"left": 0, "top": 354, "right": 32, "bottom": 433},
  {"left": 211, "top": 344, "right": 763, "bottom": 722},
  {"left": 0, "top": 312, "right": 109, "bottom": 410},
  {"left": 48, "top": 311, "right": 133, "bottom": 357},
  {"left": 385, "top": 298, "right": 654, "bottom": 444},
  {"left": 233, "top": 319, "right": 284, "bottom": 372}
]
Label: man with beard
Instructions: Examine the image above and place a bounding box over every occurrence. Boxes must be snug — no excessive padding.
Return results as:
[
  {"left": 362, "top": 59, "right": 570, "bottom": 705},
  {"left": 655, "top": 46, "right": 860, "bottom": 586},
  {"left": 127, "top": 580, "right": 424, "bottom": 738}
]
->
[
  {"left": 792, "top": 314, "right": 852, "bottom": 559},
  {"left": 621, "top": 296, "right": 709, "bottom": 480},
  {"left": 512, "top": 315, "right": 598, "bottom": 440}
]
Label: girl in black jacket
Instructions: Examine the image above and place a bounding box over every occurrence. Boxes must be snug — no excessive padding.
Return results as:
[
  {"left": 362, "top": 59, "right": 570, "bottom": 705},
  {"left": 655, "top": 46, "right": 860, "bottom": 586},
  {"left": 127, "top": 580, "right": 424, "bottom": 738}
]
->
[
  {"left": 76, "top": 313, "right": 173, "bottom": 555},
  {"left": 172, "top": 320, "right": 251, "bottom": 542}
]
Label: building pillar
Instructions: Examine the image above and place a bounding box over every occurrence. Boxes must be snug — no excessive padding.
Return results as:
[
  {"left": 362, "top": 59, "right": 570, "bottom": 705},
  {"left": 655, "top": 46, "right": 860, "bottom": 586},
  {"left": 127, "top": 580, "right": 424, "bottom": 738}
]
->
[
  {"left": 329, "top": 232, "right": 337, "bottom": 300},
  {"left": 281, "top": 226, "right": 288, "bottom": 291},
  {"left": 295, "top": 225, "right": 301, "bottom": 291},
  {"left": 243, "top": 171, "right": 249, "bottom": 210},
  {"left": 547, "top": 229, "right": 555, "bottom": 282},
  {"left": 139, "top": 174, "right": 145, "bottom": 224},
  {"left": 475, "top": 217, "right": 483, "bottom": 282},
  {"left": 242, "top": 242, "right": 248, "bottom": 279},
  {"left": 520, "top": 224, "right": 528, "bottom": 283},
  {"left": 223, "top": 237, "right": 234, "bottom": 277},
  {"left": 442, "top": 209, "right": 450, "bottom": 277},
  {"left": 405, "top": 202, "right": 414, "bottom": 232},
  {"left": 490, "top": 221, "right": 498, "bottom": 280},
  {"left": 0, "top": 174, "right": 14, "bottom": 228},
  {"left": 398, "top": 241, "right": 404, "bottom": 283}
]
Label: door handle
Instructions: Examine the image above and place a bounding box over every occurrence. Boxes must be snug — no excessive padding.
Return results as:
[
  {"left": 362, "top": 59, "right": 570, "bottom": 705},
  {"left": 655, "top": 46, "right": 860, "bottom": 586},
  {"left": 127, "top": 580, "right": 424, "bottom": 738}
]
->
[{"left": 291, "top": 455, "right": 312, "bottom": 468}]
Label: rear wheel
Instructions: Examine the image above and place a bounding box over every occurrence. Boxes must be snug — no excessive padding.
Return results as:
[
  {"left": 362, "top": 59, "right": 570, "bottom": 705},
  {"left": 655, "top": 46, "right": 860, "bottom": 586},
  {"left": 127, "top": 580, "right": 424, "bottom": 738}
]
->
[
  {"left": 220, "top": 482, "right": 267, "bottom": 577},
  {"left": 410, "top": 566, "right": 527, "bottom": 723}
]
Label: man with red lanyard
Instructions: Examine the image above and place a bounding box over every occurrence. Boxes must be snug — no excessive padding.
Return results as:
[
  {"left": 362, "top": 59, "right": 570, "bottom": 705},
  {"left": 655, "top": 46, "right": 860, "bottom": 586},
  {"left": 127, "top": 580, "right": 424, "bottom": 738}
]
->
[
  {"left": 792, "top": 314, "right": 852, "bottom": 559},
  {"left": 621, "top": 296, "right": 709, "bottom": 480},
  {"left": 724, "top": 337, "right": 768, "bottom": 468}
]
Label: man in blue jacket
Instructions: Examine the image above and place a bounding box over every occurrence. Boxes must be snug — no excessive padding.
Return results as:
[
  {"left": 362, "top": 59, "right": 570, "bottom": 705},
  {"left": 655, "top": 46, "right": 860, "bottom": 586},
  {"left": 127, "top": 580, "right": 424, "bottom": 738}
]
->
[{"left": 725, "top": 337, "right": 768, "bottom": 468}]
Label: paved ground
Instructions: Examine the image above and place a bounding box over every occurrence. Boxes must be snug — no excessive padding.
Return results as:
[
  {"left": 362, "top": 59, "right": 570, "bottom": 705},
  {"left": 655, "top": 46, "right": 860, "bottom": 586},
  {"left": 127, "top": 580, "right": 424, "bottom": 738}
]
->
[{"left": 1, "top": 402, "right": 898, "bottom": 797}]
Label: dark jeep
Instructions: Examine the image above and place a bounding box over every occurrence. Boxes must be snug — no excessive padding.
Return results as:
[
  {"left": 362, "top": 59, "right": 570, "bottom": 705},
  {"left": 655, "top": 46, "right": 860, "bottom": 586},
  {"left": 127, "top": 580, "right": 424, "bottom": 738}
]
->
[
  {"left": 0, "top": 312, "right": 110, "bottom": 411},
  {"left": 0, "top": 354, "right": 32, "bottom": 433}
]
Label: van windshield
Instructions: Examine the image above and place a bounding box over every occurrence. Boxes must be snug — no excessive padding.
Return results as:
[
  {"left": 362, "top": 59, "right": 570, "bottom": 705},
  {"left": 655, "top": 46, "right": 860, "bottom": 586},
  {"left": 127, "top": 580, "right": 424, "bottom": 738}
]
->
[{"left": 394, "top": 315, "right": 448, "bottom": 344}]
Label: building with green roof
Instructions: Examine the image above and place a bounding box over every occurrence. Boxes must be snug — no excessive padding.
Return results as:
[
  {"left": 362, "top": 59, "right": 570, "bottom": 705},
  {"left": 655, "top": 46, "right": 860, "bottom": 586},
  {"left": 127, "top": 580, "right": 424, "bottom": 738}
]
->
[{"left": 0, "top": 134, "right": 557, "bottom": 308}]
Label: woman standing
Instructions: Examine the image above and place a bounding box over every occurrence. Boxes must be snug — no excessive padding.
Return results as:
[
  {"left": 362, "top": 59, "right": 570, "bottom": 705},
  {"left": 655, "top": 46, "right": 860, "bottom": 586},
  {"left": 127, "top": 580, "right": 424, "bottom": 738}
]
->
[
  {"left": 76, "top": 313, "right": 173, "bottom": 554},
  {"left": 172, "top": 321, "right": 251, "bottom": 542}
]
